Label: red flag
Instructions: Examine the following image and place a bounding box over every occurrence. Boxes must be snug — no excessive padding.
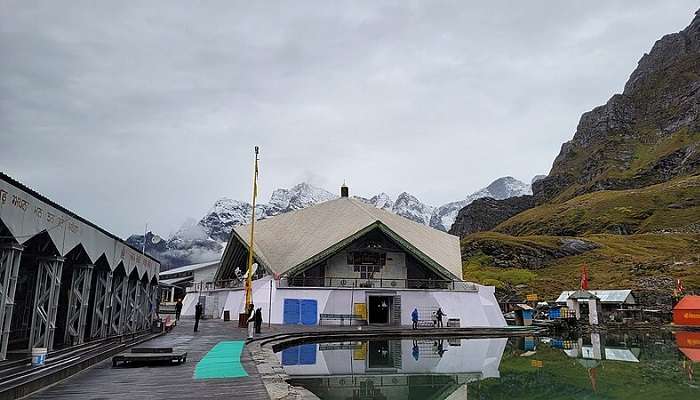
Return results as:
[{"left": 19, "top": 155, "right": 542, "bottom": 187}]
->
[{"left": 580, "top": 266, "right": 589, "bottom": 290}]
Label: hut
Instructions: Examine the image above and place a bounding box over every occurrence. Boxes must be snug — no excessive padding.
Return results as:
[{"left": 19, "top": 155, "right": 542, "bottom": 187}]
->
[
  {"left": 673, "top": 296, "right": 700, "bottom": 326},
  {"left": 512, "top": 304, "right": 534, "bottom": 326}
]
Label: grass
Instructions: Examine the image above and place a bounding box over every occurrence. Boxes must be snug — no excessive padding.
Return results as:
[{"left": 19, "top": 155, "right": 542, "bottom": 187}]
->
[
  {"left": 495, "top": 175, "right": 700, "bottom": 236},
  {"left": 462, "top": 251, "right": 536, "bottom": 289},
  {"left": 461, "top": 232, "right": 700, "bottom": 300}
]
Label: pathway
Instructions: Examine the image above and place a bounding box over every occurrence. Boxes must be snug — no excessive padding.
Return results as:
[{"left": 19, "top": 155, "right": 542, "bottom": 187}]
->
[{"left": 29, "top": 319, "right": 268, "bottom": 400}]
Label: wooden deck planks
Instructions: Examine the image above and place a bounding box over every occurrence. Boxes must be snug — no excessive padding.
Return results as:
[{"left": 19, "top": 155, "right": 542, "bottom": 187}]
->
[{"left": 28, "top": 319, "right": 269, "bottom": 400}]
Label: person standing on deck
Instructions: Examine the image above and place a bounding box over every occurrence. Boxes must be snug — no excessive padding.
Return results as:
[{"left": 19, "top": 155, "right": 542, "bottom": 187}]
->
[
  {"left": 411, "top": 308, "right": 419, "bottom": 330},
  {"left": 254, "top": 308, "right": 263, "bottom": 334},
  {"left": 194, "top": 302, "right": 203, "bottom": 332},
  {"left": 247, "top": 303, "right": 255, "bottom": 339},
  {"left": 175, "top": 298, "right": 183, "bottom": 321},
  {"left": 436, "top": 308, "right": 445, "bottom": 328}
]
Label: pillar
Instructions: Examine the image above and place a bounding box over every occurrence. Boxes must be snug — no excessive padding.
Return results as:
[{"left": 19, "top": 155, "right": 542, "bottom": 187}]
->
[
  {"left": 64, "top": 264, "right": 94, "bottom": 345},
  {"left": 109, "top": 274, "right": 128, "bottom": 336},
  {"left": 90, "top": 270, "right": 112, "bottom": 339},
  {"left": 126, "top": 278, "right": 139, "bottom": 333},
  {"left": 170, "top": 287, "right": 175, "bottom": 303},
  {"left": 138, "top": 281, "right": 149, "bottom": 330},
  {"left": 151, "top": 284, "right": 159, "bottom": 322},
  {"left": 588, "top": 298, "right": 602, "bottom": 325},
  {"left": 0, "top": 244, "right": 22, "bottom": 361},
  {"left": 29, "top": 256, "right": 64, "bottom": 351}
]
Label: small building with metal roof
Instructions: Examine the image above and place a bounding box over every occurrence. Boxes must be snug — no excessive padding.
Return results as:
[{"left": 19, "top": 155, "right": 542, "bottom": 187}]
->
[
  {"left": 159, "top": 260, "right": 219, "bottom": 302},
  {"left": 556, "top": 290, "right": 636, "bottom": 305}
]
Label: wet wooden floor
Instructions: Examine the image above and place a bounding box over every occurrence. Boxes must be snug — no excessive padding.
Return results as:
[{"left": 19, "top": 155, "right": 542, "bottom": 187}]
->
[{"left": 29, "top": 319, "right": 269, "bottom": 400}]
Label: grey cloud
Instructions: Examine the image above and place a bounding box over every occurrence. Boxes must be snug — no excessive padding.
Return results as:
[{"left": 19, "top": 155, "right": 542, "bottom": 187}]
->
[{"left": 1, "top": 1, "right": 697, "bottom": 237}]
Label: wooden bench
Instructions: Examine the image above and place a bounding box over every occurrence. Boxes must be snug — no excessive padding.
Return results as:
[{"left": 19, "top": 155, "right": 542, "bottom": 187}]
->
[
  {"left": 112, "top": 347, "right": 187, "bottom": 367},
  {"left": 319, "top": 313, "right": 362, "bottom": 326}
]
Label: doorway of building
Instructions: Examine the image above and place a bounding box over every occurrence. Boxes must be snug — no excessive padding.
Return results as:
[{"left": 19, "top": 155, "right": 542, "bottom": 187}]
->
[{"left": 368, "top": 296, "right": 393, "bottom": 324}]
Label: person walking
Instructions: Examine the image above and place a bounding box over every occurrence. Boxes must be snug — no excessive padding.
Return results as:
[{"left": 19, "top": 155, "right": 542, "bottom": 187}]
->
[
  {"left": 194, "top": 302, "right": 203, "bottom": 332},
  {"left": 254, "top": 307, "right": 263, "bottom": 334},
  {"left": 436, "top": 307, "right": 445, "bottom": 328},
  {"left": 175, "top": 298, "right": 183, "bottom": 321},
  {"left": 411, "top": 308, "right": 419, "bottom": 330}
]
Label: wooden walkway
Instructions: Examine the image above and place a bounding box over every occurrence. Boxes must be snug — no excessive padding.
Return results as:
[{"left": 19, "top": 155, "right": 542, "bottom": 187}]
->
[{"left": 29, "top": 319, "right": 269, "bottom": 400}]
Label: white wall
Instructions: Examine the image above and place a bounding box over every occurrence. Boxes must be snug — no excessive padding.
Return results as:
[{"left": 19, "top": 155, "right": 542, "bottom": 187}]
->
[{"left": 183, "top": 279, "right": 506, "bottom": 328}]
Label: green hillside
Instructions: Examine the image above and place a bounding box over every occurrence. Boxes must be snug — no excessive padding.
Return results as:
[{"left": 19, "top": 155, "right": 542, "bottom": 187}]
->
[
  {"left": 462, "top": 232, "right": 700, "bottom": 300},
  {"left": 495, "top": 175, "right": 700, "bottom": 236}
]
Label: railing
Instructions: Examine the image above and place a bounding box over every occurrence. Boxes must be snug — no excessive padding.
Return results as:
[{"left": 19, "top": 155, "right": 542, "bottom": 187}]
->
[
  {"left": 187, "top": 278, "right": 244, "bottom": 292},
  {"left": 287, "top": 276, "right": 460, "bottom": 290},
  {"left": 185, "top": 277, "right": 478, "bottom": 292}
]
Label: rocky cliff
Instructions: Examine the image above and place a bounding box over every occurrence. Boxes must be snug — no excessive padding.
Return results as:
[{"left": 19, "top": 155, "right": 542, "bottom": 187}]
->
[
  {"left": 458, "top": 10, "right": 700, "bottom": 299},
  {"left": 534, "top": 10, "right": 700, "bottom": 204},
  {"left": 449, "top": 195, "right": 535, "bottom": 236}
]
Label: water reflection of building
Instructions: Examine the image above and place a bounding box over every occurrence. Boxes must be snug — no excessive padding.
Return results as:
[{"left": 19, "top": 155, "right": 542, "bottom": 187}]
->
[
  {"left": 282, "top": 337, "right": 507, "bottom": 400},
  {"left": 550, "top": 332, "right": 641, "bottom": 364}
]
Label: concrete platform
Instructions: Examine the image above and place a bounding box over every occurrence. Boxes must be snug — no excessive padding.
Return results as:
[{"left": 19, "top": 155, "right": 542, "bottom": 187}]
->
[{"left": 28, "top": 319, "right": 268, "bottom": 400}]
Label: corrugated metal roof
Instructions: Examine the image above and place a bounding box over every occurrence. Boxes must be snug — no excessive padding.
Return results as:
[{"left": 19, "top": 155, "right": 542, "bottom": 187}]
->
[
  {"left": 159, "top": 276, "right": 192, "bottom": 286},
  {"left": 556, "top": 290, "right": 635, "bottom": 304},
  {"left": 160, "top": 260, "right": 219, "bottom": 276},
  {"left": 674, "top": 295, "right": 700, "bottom": 310},
  {"left": 230, "top": 197, "right": 463, "bottom": 279}
]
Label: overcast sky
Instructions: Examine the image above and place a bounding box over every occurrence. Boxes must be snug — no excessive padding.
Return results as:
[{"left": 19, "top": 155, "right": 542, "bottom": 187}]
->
[{"left": 1, "top": 1, "right": 697, "bottom": 238}]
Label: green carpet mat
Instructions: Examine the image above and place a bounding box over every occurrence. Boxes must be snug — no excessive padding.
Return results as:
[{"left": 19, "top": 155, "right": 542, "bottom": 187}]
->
[{"left": 194, "top": 340, "right": 248, "bottom": 379}]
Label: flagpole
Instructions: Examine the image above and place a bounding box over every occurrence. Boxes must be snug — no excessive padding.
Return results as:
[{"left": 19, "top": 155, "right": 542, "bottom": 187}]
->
[{"left": 244, "top": 146, "right": 259, "bottom": 310}]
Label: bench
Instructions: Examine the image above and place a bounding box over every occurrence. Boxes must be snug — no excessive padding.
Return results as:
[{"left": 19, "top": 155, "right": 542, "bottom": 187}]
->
[
  {"left": 112, "top": 347, "right": 187, "bottom": 367},
  {"left": 319, "top": 313, "right": 362, "bottom": 326},
  {"left": 416, "top": 320, "right": 436, "bottom": 328},
  {"left": 414, "top": 308, "right": 439, "bottom": 328}
]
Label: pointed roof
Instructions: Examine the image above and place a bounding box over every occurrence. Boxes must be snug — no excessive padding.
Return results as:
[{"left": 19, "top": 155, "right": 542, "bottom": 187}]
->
[
  {"left": 226, "top": 197, "right": 463, "bottom": 279},
  {"left": 674, "top": 296, "right": 700, "bottom": 310}
]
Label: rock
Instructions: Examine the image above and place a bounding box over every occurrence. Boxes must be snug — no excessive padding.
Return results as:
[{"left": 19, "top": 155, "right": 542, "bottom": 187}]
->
[
  {"left": 449, "top": 195, "right": 535, "bottom": 237},
  {"left": 461, "top": 235, "right": 597, "bottom": 269}
]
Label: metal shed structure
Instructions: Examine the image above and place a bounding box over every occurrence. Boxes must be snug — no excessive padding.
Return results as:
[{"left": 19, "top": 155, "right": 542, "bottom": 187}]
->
[
  {"left": 0, "top": 172, "right": 160, "bottom": 360},
  {"left": 556, "top": 290, "right": 636, "bottom": 305}
]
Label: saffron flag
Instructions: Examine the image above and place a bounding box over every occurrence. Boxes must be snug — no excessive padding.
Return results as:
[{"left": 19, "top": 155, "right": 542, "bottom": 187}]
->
[{"left": 580, "top": 266, "right": 589, "bottom": 290}]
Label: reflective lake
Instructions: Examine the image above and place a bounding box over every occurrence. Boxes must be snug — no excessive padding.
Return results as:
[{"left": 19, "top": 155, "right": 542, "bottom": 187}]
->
[{"left": 278, "top": 330, "right": 700, "bottom": 399}]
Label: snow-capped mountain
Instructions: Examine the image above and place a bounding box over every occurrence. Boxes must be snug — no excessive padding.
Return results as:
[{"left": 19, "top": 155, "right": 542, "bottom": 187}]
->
[
  {"left": 430, "top": 177, "right": 532, "bottom": 231},
  {"left": 131, "top": 177, "right": 536, "bottom": 269},
  {"left": 129, "top": 183, "right": 338, "bottom": 269},
  {"left": 356, "top": 192, "right": 394, "bottom": 211},
  {"left": 264, "top": 183, "right": 337, "bottom": 217},
  {"left": 392, "top": 192, "right": 435, "bottom": 225}
]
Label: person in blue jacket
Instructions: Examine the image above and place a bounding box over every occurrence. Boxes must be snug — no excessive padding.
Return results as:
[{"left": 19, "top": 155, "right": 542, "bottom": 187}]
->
[{"left": 412, "top": 308, "right": 419, "bottom": 330}]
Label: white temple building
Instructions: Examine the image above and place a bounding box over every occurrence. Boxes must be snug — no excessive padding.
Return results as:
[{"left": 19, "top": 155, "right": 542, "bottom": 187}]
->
[{"left": 182, "top": 185, "right": 505, "bottom": 328}]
